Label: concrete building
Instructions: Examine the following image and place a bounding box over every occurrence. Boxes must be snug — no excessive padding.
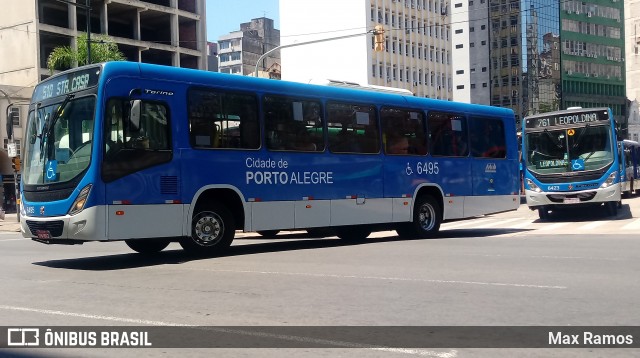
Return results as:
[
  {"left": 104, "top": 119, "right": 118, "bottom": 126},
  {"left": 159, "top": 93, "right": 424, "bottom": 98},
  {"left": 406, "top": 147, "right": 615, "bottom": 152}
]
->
[
  {"left": 0, "top": 0, "right": 208, "bottom": 88},
  {"left": 0, "top": 86, "right": 32, "bottom": 212},
  {"left": 217, "top": 17, "right": 280, "bottom": 76},
  {"left": 207, "top": 41, "right": 219, "bottom": 72},
  {"left": 0, "top": 0, "right": 208, "bottom": 209},
  {"left": 452, "top": 0, "right": 626, "bottom": 132},
  {"left": 280, "top": 0, "right": 452, "bottom": 100},
  {"left": 626, "top": 0, "right": 640, "bottom": 141}
]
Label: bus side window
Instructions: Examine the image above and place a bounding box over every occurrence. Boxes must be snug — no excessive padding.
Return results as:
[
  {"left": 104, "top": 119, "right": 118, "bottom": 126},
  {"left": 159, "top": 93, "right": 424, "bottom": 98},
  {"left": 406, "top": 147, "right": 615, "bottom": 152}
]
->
[
  {"left": 428, "top": 111, "right": 468, "bottom": 157},
  {"left": 264, "top": 96, "right": 324, "bottom": 152},
  {"left": 188, "top": 89, "right": 258, "bottom": 150},
  {"left": 327, "top": 102, "right": 379, "bottom": 154},
  {"left": 381, "top": 107, "right": 427, "bottom": 156},
  {"left": 469, "top": 116, "right": 506, "bottom": 158}
]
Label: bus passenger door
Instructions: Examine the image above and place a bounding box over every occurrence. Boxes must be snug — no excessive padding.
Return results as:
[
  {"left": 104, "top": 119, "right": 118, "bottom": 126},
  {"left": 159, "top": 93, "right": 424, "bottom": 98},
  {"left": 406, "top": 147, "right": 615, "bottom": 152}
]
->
[
  {"left": 102, "top": 91, "right": 184, "bottom": 240},
  {"left": 466, "top": 117, "right": 517, "bottom": 216}
]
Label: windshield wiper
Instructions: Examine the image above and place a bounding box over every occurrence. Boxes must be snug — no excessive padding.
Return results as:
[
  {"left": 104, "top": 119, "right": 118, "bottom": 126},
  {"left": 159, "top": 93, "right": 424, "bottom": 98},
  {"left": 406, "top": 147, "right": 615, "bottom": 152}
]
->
[
  {"left": 543, "top": 129, "right": 563, "bottom": 149},
  {"left": 40, "top": 94, "right": 74, "bottom": 154},
  {"left": 571, "top": 124, "right": 590, "bottom": 149}
]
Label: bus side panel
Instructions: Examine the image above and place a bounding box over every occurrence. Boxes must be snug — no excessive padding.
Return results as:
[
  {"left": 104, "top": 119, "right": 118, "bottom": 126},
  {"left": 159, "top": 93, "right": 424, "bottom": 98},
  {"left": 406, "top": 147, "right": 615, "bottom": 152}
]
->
[{"left": 383, "top": 157, "right": 471, "bottom": 220}]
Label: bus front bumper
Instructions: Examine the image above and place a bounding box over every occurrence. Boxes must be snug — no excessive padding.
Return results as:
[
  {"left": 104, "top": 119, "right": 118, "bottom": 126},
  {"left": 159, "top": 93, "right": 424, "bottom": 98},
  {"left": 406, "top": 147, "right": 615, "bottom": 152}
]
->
[
  {"left": 21, "top": 206, "right": 107, "bottom": 243},
  {"left": 525, "top": 184, "right": 621, "bottom": 209}
]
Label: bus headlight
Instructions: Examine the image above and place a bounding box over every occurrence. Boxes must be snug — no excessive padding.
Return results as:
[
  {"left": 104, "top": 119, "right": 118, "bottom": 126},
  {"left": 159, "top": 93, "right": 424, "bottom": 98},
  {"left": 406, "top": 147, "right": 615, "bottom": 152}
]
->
[
  {"left": 68, "top": 184, "right": 92, "bottom": 216},
  {"left": 600, "top": 172, "right": 617, "bottom": 188},
  {"left": 526, "top": 179, "right": 541, "bottom": 193}
]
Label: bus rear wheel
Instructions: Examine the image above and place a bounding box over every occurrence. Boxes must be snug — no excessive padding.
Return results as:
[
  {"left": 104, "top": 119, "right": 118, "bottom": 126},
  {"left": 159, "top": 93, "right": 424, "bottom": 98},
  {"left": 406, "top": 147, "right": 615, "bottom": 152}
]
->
[
  {"left": 400, "top": 195, "right": 442, "bottom": 239},
  {"left": 125, "top": 239, "right": 170, "bottom": 254},
  {"left": 180, "top": 203, "right": 235, "bottom": 254}
]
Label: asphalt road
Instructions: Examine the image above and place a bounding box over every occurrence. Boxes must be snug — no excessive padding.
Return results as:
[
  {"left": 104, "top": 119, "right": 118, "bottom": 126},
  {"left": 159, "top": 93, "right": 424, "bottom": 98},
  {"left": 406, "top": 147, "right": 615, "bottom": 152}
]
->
[{"left": 1, "top": 197, "right": 640, "bottom": 357}]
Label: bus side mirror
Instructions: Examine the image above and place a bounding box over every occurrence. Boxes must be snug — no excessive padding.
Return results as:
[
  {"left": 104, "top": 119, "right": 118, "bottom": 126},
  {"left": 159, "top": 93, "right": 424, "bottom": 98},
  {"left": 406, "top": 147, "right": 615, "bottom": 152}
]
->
[{"left": 129, "top": 100, "right": 141, "bottom": 131}]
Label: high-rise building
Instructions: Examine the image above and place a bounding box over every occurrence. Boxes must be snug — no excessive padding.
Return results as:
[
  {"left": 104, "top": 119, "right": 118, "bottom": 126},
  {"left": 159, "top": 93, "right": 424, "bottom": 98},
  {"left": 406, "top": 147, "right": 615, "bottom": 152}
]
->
[
  {"left": 626, "top": 0, "right": 640, "bottom": 141},
  {"left": 453, "top": 0, "right": 626, "bottom": 132},
  {"left": 0, "top": 0, "right": 208, "bottom": 88},
  {"left": 218, "top": 17, "right": 280, "bottom": 77},
  {"left": 280, "top": 0, "right": 452, "bottom": 100}
]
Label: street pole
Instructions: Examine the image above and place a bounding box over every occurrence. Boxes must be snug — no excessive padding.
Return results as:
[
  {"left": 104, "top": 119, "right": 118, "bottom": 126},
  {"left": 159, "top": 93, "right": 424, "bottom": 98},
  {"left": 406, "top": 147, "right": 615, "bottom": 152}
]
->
[
  {"left": 254, "top": 31, "right": 373, "bottom": 77},
  {"left": 86, "top": 0, "right": 91, "bottom": 64}
]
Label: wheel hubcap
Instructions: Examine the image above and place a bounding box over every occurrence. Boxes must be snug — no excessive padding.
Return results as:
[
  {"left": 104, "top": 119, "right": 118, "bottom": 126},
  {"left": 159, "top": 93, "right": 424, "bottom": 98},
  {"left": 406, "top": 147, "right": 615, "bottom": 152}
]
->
[
  {"left": 193, "top": 212, "right": 223, "bottom": 246},
  {"left": 418, "top": 203, "right": 436, "bottom": 231}
]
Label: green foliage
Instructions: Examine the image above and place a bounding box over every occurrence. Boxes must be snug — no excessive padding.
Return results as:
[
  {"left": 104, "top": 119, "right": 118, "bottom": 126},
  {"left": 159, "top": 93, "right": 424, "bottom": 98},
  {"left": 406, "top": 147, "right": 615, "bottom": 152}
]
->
[{"left": 47, "top": 33, "right": 126, "bottom": 74}]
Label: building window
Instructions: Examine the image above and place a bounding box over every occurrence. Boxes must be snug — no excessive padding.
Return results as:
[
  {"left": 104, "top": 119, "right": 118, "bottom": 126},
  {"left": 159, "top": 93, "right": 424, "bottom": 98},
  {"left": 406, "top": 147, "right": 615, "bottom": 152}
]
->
[
  {"left": 456, "top": 85, "right": 464, "bottom": 89},
  {"left": 455, "top": 44, "right": 463, "bottom": 49},
  {"left": 456, "top": 70, "right": 464, "bottom": 74}
]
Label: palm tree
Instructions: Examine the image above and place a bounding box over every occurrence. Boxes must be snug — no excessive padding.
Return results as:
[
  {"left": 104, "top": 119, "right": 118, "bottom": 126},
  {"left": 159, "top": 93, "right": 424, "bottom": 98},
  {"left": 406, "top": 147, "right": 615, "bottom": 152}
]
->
[{"left": 47, "top": 33, "right": 126, "bottom": 74}]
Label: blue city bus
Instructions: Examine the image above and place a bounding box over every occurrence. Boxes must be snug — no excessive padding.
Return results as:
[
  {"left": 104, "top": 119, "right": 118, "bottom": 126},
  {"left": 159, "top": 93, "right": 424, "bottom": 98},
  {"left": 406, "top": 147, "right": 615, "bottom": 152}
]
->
[
  {"left": 21, "top": 62, "right": 520, "bottom": 254},
  {"left": 522, "top": 107, "right": 621, "bottom": 219},
  {"left": 620, "top": 139, "right": 640, "bottom": 196}
]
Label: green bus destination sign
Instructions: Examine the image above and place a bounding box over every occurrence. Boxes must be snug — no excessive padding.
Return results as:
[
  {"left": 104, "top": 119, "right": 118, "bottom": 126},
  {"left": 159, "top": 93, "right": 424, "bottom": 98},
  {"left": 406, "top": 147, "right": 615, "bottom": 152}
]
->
[
  {"left": 525, "top": 110, "right": 609, "bottom": 129},
  {"left": 33, "top": 67, "right": 101, "bottom": 102}
]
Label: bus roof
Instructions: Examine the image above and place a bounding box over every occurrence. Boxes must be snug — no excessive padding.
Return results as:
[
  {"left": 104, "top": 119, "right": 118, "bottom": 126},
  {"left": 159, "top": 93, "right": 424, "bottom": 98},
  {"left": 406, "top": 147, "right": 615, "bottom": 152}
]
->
[
  {"left": 524, "top": 107, "right": 611, "bottom": 120},
  {"left": 95, "top": 61, "right": 514, "bottom": 118}
]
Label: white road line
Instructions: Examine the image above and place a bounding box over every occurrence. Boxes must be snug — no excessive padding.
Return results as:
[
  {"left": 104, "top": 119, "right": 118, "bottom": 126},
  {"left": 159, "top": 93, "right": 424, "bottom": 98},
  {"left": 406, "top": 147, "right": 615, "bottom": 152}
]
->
[
  {"left": 474, "top": 217, "right": 521, "bottom": 228},
  {"left": 621, "top": 219, "right": 640, "bottom": 230},
  {"left": 506, "top": 220, "right": 536, "bottom": 229},
  {"left": 0, "top": 238, "right": 28, "bottom": 242},
  {"left": 176, "top": 268, "right": 566, "bottom": 289},
  {"left": 577, "top": 221, "right": 606, "bottom": 230},
  {"left": 442, "top": 218, "right": 490, "bottom": 230},
  {"left": 537, "top": 222, "right": 570, "bottom": 231},
  {"left": 0, "top": 305, "right": 457, "bottom": 357}
]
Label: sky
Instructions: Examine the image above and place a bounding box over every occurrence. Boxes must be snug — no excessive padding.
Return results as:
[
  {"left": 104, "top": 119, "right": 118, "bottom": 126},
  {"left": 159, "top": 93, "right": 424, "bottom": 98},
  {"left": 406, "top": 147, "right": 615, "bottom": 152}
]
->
[{"left": 206, "top": 0, "right": 280, "bottom": 42}]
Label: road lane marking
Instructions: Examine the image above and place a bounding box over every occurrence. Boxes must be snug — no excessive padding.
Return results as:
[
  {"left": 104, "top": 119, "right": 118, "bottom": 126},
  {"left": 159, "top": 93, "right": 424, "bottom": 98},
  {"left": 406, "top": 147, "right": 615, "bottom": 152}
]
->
[
  {"left": 621, "top": 219, "right": 640, "bottom": 230},
  {"left": 175, "top": 268, "right": 566, "bottom": 289},
  {"left": 577, "top": 221, "right": 606, "bottom": 230},
  {"left": 473, "top": 218, "right": 521, "bottom": 228},
  {"left": 0, "top": 305, "right": 457, "bottom": 357},
  {"left": 442, "top": 218, "right": 491, "bottom": 230},
  {"left": 537, "top": 222, "right": 569, "bottom": 231},
  {"left": 460, "top": 253, "right": 624, "bottom": 261}
]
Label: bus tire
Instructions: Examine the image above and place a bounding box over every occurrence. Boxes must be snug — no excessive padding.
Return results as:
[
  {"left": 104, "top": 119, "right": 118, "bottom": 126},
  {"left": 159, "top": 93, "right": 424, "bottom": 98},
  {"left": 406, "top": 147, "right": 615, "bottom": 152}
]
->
[
  {"left": 606, "top": 201, "right": 618, "bottom": 217},
  {"left": 257, "top": 230, "right": 280, "bottom": 237},
  {"left": 538, "top": 207, "right": 549, "bottom": 220},
  {"left": 125, "top": 239, "right": 170, "bottom": 254},
  {"left": 336, "top": 225, "right": 371, "bottom": 241},
  {"left": 406, "top": 195, "right": 442, "bottom": 239},
  {"left": 180, "top": 203, "right": 235, "bottom": 254}
]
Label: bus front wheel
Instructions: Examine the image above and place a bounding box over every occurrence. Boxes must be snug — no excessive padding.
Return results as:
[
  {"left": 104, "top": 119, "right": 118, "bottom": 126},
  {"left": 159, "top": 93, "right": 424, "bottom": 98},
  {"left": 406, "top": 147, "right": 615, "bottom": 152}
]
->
[
  {"left": 538, "top": 207, "right": 550, "bottom": 220},
  {"left": 125, "top": 239, "right": 170, "bottom": 254},
  {"left": 180, "top": 203, "right": 235, "bottom": 254},
  {"left": 399, "top": 195, "right": 442, "bottom": 239}
]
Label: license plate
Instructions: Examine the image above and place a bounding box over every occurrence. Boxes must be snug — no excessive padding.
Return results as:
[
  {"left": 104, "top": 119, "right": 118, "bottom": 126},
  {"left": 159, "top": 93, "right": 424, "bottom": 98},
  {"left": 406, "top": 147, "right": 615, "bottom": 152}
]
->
[
  {"left": 35, "top": 230, "right": 51, "bottom": 240},
  {"left": 563, "top": 198, "right": 580, "bottom": 204}
]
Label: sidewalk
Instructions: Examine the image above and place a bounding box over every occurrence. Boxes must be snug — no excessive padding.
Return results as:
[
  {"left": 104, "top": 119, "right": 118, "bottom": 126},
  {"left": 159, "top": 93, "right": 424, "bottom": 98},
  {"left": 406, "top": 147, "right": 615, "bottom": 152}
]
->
[{"left": 0, "top": 212, "right": 22, "bottom": 232}]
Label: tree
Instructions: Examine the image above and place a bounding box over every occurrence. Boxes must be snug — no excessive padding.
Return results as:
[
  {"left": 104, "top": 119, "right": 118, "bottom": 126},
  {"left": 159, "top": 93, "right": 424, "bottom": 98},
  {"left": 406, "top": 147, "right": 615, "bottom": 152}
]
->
[{"left": 47, "top": 33, "right": 126, "bottom": 74}]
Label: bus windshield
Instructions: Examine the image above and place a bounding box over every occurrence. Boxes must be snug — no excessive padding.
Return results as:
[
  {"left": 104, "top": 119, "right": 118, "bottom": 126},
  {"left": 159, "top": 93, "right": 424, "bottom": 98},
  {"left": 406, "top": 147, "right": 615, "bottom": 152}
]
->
[
  {"left": 524, "top": 124, "right": 613, "bottom": 174},
  {"left": 23, "top": 95, "right": 96, "bottom": 185}
]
